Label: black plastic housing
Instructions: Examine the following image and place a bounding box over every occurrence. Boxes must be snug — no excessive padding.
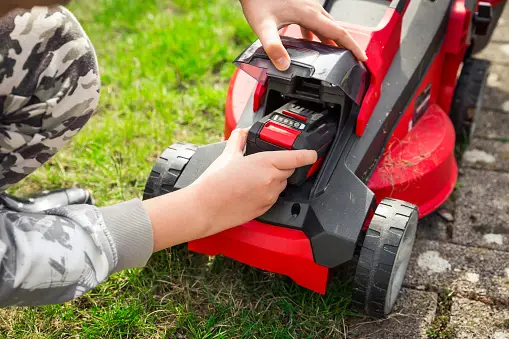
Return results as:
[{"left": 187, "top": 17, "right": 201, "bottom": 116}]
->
[{"left": 234, "top": 36, "right": 369, "bottom": 106}]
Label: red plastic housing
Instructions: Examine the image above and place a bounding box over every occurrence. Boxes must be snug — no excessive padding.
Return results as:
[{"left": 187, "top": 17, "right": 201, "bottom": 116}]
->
[
  {"left": 188, "top": 221, "right": 329, "bottom": 294},
  {"left": 189, "top": 0, "right": 492, "bottom": 294}
]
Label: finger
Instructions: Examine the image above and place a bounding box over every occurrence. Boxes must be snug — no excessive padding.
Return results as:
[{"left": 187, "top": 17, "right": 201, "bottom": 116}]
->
[
  {"left": 279, "top": 179, "right": 288, "bottom": 193},
  {"left": 307, "top": 5, "right": 340, "bottom": 47},
  {"left": 224, "top": 128, "right": 249, "bottom": 155},
  {"left": 254, "top": 18, "right": 291, "bottom": 71},
  {"left": 301, "top": 27, "right": 337, "bottom": 47},
  {"left": 331, "top": 39, "right": 346, "bottom": 50},
  {"left": 260, "top": 149, "right": 318, "bottom": 170},
  {"left": 300, "top": 13, "right": 367, "bottom": 61},
  {"left": 300, "top": 27, "right": 314, "bottom": 40},
  {"left": 319, "top": 8, "right": 351, "bottom": 49},
  {"left": 302, "top": 25, "right": 337, "bottom": 46},
  {"left": 315, "top": 33, "right": 337, "bottom": 47},
  {"left": 275, "top": 168, "right": 295, "bottom": 179},
  {"left": 320, "top": 6, "right": 335, "bottom": 21}
]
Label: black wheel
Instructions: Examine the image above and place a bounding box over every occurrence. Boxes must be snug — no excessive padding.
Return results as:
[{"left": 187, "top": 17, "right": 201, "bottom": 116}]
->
[
  {"left": 449, "top": 58, "right": 490, "bottom": 159},
  {"left": 143, "top": 142, "right": 197, "bottom": 200},
  {"left": 351, "top": 198, "right": 418, "bottom": 318}
]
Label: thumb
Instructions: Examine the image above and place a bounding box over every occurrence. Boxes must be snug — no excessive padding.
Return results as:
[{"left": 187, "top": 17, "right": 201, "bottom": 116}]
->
[
  {"left": 257, "top": 19, "right": 291, "bottom": 71},
  {"left": 224, "top": 128, "right": 249, "bottom": 155}
]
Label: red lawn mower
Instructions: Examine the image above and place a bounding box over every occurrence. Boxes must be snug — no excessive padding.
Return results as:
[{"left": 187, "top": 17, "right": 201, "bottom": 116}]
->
[{"left": 143, "top": 0, "right": 505, "bottom": 317}]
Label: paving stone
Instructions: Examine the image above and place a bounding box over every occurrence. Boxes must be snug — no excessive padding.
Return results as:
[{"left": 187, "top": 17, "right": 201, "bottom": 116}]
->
[
  {"left": 453, "top": 169, "right": 509, "bottom": 250},
  {"left": 476, "top": 42, "right": 509, "bottom": 64},
  {"left": 347, "top": 289, "right": 437, "bottom": 339},
  {"left": 450, "top": 298, "right": 509, "bottom": 339},
  {"left": 493, "top": 18, "right": 509, "bottom": 43},
  {"left": 462, "top": 139, "right": 509, "bottom": 171},
  {"left": 405, "top": 240, "right": 509, "bottom": 304},
  {"left": 474, "top": 110, "right": 509, "bottom": 140},
  {"left": 475, "top": 41, "right": 509, "bottom": 63},
  {"left": 492, "top": 3, "right": 509, "bottom": 42},
  {"left": 417, "top": 211, "right": 450, "bottom": 242},
  {"left": 483, "top": 64, "right": 509, "bottom": 112}
]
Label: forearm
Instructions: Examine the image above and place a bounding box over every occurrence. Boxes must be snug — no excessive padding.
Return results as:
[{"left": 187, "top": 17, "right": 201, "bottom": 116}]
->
[
  {"left": 142, "top": 185, "right": 210, "bottom": 252},
  {"left": 0, "top": 171, "right": 230, "bottom": 307}
]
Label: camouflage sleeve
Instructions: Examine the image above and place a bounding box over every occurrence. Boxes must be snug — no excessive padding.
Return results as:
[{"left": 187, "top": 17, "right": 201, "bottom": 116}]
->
[
  {"left": 0, "top": 6, "right": 155, "bottom": 306},
  {"left": 0, "top": 200, "right": 153, "bottom": 306}
]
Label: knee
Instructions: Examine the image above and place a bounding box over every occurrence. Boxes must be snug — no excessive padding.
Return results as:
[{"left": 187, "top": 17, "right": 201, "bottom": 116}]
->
[{"left": 1, "top": 6, "right": 100, "bottom": 127}]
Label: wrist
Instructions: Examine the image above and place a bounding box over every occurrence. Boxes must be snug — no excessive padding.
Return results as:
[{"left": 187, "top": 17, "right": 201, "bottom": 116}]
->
[
  {"left": 144, "top": 185, "right": 211, "bottom": 252},
  {"left": 182, "top": 183, "right": 214, "bottom": 238}
]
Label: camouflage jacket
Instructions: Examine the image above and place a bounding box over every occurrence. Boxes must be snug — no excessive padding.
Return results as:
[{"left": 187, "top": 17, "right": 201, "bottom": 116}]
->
[{"left": 0, "top": 6, "right": 154, "bottom": 307}]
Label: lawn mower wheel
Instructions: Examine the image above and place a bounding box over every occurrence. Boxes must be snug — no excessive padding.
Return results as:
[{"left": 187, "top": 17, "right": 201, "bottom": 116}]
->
[
  {"left": 450, "top": 57, "right": 490, "bottom": 160},
  {"left": 351, "top": 198, "right": 418, "bottom": 318},
  {"left": 143, "top": 142, "right": 197, "bottom": 200}
]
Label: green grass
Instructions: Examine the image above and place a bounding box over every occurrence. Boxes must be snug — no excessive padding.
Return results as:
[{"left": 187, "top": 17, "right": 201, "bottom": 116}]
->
[
  {"left": 1, "top": 1, "right": 357, "bottom": 337},
  {"left": 426, "top": 289, "right": 456, "bottom": 339}
]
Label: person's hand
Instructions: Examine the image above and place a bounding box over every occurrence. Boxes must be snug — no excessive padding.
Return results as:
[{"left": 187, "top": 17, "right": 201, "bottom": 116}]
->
[
  {"left": 145, "top": 128, "right": 317, "bottom": 252},
  {"left": 192, "top": 128, "right": 317, "bottom": 235},
  {"left": 239, "top": 0, "right": 368, "bottom": 71}
]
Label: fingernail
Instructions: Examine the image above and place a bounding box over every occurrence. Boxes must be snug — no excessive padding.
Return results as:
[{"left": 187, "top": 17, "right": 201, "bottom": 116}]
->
[{"left": 276, "top": 56, "right": 290, "bottom": 71}]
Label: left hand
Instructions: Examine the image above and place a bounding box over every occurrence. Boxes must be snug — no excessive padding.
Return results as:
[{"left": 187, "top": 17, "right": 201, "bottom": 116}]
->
[{"left": 239, "top": 0, "right": 368, "bottom": 71}]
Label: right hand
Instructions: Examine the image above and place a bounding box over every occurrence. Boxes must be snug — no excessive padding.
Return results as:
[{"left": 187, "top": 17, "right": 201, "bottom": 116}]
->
[
  {"left": 239, "top": 0, "right": 367, "bottom": 71},
  {"left": 192, "top": 128, "right": 317, "bottom": 237},
  {"left": 146, "top": 128, "right": 317, "bottom": 252}
]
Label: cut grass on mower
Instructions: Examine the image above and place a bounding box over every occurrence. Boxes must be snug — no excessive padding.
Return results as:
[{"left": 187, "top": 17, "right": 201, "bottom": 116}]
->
[{"left": 0, "top": 0, "right": 357, "bottom": 337}]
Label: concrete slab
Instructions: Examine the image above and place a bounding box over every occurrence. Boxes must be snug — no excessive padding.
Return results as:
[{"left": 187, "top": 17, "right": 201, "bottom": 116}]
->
[
  {"left": 462, "top": 139, "right": 505, "bottom": 170},
  {"left": 452, "top": 169, "right": 509, "bottom": 251},
  {"left": 474, "top": 110, "right": 509, "bottom": 140},
  {"left": 492, "top": 11, "right": 509, "bottom": 42},
  {"left": 484, "top": 64, "right": 509, "bottom": 112},
  {"left": 405, "top": 240, "right": 509, "bottom": 304},
  {"left": 476, "top": 42, "right": 509, "bottom": 64},
  {"left": 417, "top": 211, "right": 450, "bottom": 242},
  {"left": 450, "top": 298, "right": 509, "bottom": 339},
  {"left": 347, "top": 289, "right": 437, "bottom": 339}
]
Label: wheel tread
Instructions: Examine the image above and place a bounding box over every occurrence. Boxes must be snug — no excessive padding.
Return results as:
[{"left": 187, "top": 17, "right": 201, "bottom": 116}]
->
[
  {"left": 450, "top": 58, "right": 490, "bottom": 158},
  {"left": 142, "top": 142, "right": 197, "bottom": 200},
  {"left": 352, "top": 198, "right": 418, "bottom": 317}
]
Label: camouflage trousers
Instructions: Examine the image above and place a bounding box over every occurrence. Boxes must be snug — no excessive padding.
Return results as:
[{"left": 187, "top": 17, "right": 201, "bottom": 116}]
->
[{"left": 0, "top": 6, "right": 100, "bottom": 191}]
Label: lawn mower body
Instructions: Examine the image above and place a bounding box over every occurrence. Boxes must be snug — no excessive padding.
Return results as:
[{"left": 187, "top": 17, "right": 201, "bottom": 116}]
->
[{"left": 144, "top": 0, "right": 505, "bottom": 316}]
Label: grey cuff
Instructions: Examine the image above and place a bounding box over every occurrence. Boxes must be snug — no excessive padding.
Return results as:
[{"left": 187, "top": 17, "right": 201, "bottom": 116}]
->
[{"left": 99, "top": 198, "right": 153, "bottom": 272}]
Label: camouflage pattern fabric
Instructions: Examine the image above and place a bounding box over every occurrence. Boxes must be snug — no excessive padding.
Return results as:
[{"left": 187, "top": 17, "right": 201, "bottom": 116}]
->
[
  {"left": 0, "top": 6, "right": 99, "bottom": 190},
  {"left": 0, "top": 6, "right": 120, "bottom": 306}
]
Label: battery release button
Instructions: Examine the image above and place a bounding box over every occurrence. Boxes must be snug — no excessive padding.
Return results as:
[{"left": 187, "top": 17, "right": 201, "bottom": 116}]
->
[{"left": 260, "top": 121, "right": 300, "bottom": 149}]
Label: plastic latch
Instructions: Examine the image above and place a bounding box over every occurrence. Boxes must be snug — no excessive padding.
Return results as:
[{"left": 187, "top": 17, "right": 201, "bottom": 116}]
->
[{"left": 259, "top": 121, "right": 300, "bottom": 149}]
